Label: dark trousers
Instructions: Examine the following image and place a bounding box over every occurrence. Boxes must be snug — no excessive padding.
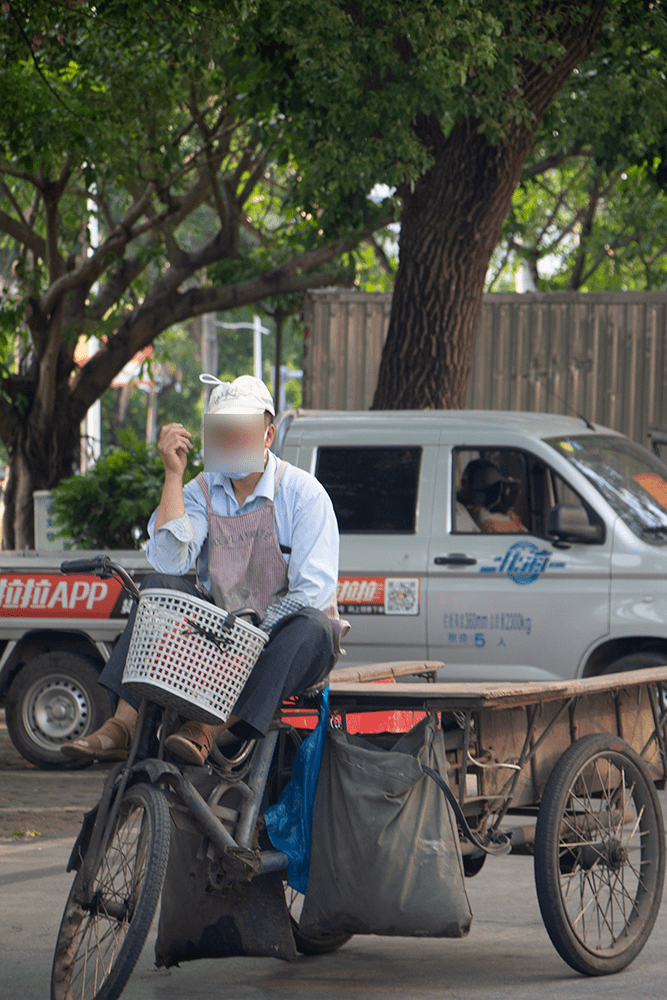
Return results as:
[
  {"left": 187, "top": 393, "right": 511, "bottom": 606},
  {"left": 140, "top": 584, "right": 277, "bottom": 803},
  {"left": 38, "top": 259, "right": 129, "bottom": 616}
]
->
[{"left": 98, "top": 573, "right": 337, "bottom": 738}]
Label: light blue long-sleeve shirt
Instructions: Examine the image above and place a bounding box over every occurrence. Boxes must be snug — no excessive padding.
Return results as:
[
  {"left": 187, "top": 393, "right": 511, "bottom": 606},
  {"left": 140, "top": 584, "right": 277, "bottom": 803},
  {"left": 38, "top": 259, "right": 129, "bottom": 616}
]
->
[{"left": 146, "top": 452, "right": 339, "bottom": 630}]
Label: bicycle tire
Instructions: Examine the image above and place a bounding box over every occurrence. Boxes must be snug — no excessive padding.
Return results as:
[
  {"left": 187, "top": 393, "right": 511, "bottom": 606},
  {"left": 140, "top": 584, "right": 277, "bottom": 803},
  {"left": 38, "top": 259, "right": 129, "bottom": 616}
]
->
[
  {"left": 534, "top": 733, "right": 665, "bottom": 976},
  {"left": 51, "top": 782, "right": 171, "bottom": 1000}
]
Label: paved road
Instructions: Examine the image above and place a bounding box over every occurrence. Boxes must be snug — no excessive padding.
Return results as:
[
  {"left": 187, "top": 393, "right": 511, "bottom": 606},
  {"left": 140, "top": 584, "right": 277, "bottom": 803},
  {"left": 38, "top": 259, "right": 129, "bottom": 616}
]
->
[
  {"left": 3, "top": 812, "right": 667, "bottom": 1000},
  {"left": 0, "top": 707, "right": 110, "bottom": 837},
  {"left": 2, "top": 712, "right": 667, "bottom": 999}
]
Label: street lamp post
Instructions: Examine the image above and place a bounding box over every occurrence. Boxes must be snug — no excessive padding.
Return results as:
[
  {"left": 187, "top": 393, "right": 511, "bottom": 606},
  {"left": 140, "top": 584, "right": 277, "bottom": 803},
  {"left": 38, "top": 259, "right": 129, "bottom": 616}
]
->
[
  {"left": 214, "top": 315, "right": 270, "bottom": 380},
  {"left": 202, "top": 313, "right": 271, "bottom": 410}
]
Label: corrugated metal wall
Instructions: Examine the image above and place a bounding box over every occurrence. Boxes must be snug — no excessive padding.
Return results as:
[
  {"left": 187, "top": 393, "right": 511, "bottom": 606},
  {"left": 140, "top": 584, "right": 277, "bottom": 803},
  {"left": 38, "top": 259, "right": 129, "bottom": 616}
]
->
[{"left": 302, "top": 289, "right": 667, "bottom": 444}]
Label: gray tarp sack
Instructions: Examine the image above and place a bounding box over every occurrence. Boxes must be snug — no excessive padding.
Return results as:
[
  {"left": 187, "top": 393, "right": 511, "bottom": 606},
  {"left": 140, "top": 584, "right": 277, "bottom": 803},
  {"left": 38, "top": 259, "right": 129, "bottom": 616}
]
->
[
  {"left": 154, "top": 768, "right": 297, "bottom": 967},
  {"left": 299, "top": 715, "right": 473, "bottom": 938}
]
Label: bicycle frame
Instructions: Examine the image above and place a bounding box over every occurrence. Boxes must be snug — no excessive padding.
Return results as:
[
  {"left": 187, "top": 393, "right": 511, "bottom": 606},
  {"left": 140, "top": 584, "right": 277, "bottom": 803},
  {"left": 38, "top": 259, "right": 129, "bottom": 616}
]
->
[{"left": 69, "top": 700, "right": 291, "bottom": 902}]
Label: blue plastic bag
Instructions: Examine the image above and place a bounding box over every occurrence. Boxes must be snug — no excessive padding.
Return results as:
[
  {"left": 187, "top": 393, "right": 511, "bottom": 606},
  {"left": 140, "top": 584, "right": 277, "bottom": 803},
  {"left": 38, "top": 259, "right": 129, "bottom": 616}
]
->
[{"left": 264, "top": 688, "right": 329, "bottom": 893}]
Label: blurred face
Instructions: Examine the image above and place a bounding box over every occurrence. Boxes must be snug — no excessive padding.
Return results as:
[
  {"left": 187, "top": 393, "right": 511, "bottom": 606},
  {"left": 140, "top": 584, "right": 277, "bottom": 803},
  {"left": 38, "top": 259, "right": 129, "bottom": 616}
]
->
[{"left": 203, "top": 413, "right": 269, "bottom": 477}]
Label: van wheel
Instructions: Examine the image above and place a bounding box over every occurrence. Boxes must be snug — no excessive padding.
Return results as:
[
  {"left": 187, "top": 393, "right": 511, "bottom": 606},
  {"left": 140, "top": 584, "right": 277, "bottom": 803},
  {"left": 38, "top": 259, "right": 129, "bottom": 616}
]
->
[
  {"left": 602, "top": 650, "right": 667, "bottom": 675},
  {"left": 6, "top": 652, "right": 112, "bottom": 770}
]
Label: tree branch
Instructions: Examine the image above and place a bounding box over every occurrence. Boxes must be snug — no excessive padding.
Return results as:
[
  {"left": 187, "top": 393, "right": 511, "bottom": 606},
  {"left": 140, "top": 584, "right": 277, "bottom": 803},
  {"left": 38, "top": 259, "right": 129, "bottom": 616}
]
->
[
  {"left": 0, "top": 208, "right": 46, "bottom": 259},
  {"left": 367, "top": 233, "right": 395, "bottom": 274},
  {"left": 237, "top": 149, "right": 273, "bottom": 210},
  {"left": 525, "top": 146, "right": 594, "bottom": 176},
  {"left": 190, "top": 83, "right": 232, "bottom": 239},
  {"left": 0, "top": 180, "right": 29, "bottom": 226},
  {"left": 486, "top": 246, "right": 512, "bottom": 291},
  {"left": 568, "top": 168, "right": 602, "bottom": 289},
  {"left": 534, "top": 188, "right": 568, "bottom": 247},
  {"left": 39, "top": 183, "right": 157, "bottom": 316},
  {"left": 520, "top": 2, "right": 608, "bottom": 123},
  {"left": 0, "top": 159, "right": 40, "bottom": 184},
  {"left": 69, "top": 266, "right": 345, "bottom": 415},
  {"left": 71, "top": 203, "right": 395, "bottom": 414},
  {"left": 86, "top": 251, "right": 152, "bottom": 321}
]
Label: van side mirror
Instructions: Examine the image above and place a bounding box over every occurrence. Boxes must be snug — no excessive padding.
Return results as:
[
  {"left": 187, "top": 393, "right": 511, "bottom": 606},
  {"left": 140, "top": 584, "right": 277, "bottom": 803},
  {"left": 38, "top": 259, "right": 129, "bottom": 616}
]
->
[{"left": 547, "top": 503, "right": 603, "bottom": 544}]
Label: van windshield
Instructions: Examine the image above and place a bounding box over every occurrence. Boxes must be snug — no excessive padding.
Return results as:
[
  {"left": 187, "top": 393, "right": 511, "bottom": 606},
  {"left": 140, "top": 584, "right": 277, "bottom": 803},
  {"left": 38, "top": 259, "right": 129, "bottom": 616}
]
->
[{"left": 546, "top": 434, "right": 667, "bottom": 545}]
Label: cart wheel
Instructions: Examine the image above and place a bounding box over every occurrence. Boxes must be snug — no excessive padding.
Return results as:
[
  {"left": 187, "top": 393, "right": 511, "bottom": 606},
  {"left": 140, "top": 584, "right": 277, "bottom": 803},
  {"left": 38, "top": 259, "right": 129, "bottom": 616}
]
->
[
  {"left": 51, "top": 783, "right": 170, "bottom": 1000},
  {"left": 534, "top": 734, "right": 665, "bottom": 976},
  {"left": 284, "top": 884, "right": 352, "bottom": 955}
]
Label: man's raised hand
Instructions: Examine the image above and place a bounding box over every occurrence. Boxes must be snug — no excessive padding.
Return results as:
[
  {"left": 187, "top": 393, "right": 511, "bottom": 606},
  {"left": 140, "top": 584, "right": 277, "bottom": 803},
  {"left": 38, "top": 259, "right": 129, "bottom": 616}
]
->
[{"left": 157, "top": 423, "right": 192, "bottom": 477}]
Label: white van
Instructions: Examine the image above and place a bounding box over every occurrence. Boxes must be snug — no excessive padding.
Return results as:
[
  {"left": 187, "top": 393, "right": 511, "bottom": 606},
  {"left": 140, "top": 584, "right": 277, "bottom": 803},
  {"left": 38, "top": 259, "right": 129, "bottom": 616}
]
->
[{"left": 276, "top": 410, "right": 667, "bottom": 682}]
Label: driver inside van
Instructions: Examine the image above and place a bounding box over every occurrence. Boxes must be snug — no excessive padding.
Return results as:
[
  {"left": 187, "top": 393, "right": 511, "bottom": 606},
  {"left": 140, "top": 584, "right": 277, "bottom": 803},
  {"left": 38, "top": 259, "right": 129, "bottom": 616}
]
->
[
  {"left": 457, "top": 459, "right": 527, "bottom": 534},
  {"left": 61, "top": 374, "right": 342, "bottom": 766}
]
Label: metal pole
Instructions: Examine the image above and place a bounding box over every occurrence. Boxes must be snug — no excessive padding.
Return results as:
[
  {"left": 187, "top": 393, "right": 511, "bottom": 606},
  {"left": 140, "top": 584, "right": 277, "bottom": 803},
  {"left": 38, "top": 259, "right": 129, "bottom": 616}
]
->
[
  {"left": 273, "top": 312, "right": 283, "bottom": 414},
  {"left": 146, "top": 384, "right": 158, "bottom": 444},
  {"left": 201, "top": 313, "right": 219, "bottom": 411},
  {"left": 253, "top": 314, "right": 262, "bottom": 380}
]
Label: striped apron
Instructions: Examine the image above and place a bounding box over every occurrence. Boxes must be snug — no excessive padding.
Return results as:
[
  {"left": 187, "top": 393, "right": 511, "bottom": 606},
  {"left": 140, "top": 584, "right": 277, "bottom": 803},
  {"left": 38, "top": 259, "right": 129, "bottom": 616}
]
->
[{"left": 195, "top": 462, "right": 290, "bottom": 618}]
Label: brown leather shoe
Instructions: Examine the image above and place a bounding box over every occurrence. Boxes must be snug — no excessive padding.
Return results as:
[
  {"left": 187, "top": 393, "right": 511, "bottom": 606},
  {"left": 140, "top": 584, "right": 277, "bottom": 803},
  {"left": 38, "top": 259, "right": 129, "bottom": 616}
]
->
[
  {"left": 165, "top": 720, "right": 225, "bottom": 765},
  {"left": 61, "top": 717, "right": 133, "bottom": 761}
]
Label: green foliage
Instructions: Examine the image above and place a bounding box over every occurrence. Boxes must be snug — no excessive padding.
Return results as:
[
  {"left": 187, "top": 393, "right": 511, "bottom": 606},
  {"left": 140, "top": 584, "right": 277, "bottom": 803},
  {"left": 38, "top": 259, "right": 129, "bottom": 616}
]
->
[
  {"left": 244, "top": 0, "right": 604, "bottom": 217},
  {"left": 483, "top": 1, "right": 667, "bottom": 292},
  {"left": 50, "top": 428, "right": 201, "bottom": 550},
  {"left": 4, "top": 0, "right": 667, "bottom": 534},
  {"left": 100, "top": 324, "right": 205, "bottom": 450},
  {"left": 489, "top": 143, "right": 667, "bottom": 292}
]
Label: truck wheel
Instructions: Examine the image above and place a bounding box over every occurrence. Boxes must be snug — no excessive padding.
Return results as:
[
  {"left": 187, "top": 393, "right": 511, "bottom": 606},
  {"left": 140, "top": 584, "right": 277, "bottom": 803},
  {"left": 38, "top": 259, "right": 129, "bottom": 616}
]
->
[
  {"left": 603, "top": 650, "right": 667, "bottom": 674},
  {"left": 6, "top": 652, "right": 112, "bottom": 770}
]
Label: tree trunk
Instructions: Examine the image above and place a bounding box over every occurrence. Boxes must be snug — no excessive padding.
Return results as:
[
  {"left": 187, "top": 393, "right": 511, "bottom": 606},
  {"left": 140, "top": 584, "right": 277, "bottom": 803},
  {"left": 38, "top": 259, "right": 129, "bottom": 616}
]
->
[
  {"left": 373, "top": 120, "right": 531, "bottom": 409},
  {"left": 115, "top": 382, "right": 134, "bottom": 428},
  {"left": 3, "top": 399, "right": 81, "bottom": 550},
  {"left": 568, "top": 170, "right": 602, "bottom": 291},
  {"left": 372, "top": 2, "right": 607, "bottom": 410}
]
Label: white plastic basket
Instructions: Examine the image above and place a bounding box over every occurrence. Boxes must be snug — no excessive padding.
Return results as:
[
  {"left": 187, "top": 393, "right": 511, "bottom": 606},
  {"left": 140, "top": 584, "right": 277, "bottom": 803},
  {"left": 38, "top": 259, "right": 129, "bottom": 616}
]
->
[{"left": 122, "top": 588, "right": 269, "bottom": 725}]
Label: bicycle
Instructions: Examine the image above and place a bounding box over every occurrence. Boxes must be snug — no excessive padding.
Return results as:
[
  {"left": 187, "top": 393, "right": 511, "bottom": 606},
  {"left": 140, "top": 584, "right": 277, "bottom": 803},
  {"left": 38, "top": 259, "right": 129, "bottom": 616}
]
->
[{"left": 50, "top": 557, "right": 346, "bottom": 1000}]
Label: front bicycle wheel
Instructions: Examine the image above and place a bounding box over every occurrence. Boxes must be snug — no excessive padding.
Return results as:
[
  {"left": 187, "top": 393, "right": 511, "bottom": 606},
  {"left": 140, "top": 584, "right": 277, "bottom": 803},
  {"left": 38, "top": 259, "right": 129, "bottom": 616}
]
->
[
  {"left": 51, "top": 782, "right": 170, "bottom": 1000},
  {"left": 534, "top": 734, "right": 665, "bottom": 976}
]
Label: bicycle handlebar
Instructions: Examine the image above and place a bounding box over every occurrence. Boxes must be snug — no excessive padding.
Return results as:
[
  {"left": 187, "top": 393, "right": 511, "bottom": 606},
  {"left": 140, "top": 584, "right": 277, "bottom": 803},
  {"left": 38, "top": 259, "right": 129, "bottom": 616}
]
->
[
  {"left": 60, "top": 555, "right": 141, "bottom": 601},
  {"left": 60, "top": 556, "right": 108, "bottom": 575},
  {"left": 60, "top": 560, "right": 261, "bottom": 620}
]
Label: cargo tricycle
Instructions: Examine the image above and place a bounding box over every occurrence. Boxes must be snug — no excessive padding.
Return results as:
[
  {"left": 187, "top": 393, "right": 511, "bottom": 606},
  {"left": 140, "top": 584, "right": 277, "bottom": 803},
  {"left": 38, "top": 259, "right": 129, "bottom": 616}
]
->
[{"left": 51, "top": 558, "right": 667, "bottom": 999}]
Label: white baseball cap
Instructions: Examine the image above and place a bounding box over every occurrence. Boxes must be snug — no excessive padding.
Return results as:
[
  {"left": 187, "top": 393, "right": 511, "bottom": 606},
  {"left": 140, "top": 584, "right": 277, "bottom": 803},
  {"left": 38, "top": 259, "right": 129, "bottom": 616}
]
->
[{"left": 200, "top": 373, "right": 275, "bottom": 417}]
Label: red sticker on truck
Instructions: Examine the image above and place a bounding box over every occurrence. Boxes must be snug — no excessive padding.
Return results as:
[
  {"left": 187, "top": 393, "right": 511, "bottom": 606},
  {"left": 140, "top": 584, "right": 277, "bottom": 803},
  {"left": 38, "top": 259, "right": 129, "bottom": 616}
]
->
[
  {"left": 337, "top": 576, "right": 420, "bottom": 616},
  {"left": 0, "top": 574, "right": 123, "bottom": 618}
]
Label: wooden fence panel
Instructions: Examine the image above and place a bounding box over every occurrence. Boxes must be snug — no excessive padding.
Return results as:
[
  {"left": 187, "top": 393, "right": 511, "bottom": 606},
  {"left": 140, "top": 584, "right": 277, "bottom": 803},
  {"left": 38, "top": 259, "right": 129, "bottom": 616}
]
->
[{"left": 302, "top": 290, "right": 667, "bottom": 444}]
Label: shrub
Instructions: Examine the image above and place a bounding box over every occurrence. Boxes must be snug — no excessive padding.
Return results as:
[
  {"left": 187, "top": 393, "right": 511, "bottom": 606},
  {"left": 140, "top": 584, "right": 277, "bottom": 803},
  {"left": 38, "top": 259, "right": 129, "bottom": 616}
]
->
[{"left": 50, "top": 429, "right": 201, "bottom": 550}]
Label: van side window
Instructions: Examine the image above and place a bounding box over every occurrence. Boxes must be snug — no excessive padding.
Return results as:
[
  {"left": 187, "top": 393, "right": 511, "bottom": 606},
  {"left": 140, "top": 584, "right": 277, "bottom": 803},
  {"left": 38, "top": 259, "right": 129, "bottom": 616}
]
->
[
  {"left": 453, "top": 448, "right": 530, "bottom": 534},
  {"left": 315, "top": 446, "right": 421, "bottom": 533},
  {"left": 451, "top": 447, "right": 601, "bottom": 538}
]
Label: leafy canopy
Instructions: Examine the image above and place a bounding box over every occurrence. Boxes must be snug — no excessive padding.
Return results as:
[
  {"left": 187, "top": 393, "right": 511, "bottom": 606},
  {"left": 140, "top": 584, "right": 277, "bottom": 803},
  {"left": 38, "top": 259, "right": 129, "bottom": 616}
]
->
[
  {"left": 246, "top": 0, "right": 604, "bottom": 210},
  {"left": 487, "top": 2, "right": 667, "bottom": 290}
]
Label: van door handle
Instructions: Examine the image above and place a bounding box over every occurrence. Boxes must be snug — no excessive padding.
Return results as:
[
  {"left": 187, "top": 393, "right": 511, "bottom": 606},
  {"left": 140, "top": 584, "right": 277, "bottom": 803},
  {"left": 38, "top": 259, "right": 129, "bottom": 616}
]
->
[{"left": 434, "top": 554, "right": 477, "bottom": 566}]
